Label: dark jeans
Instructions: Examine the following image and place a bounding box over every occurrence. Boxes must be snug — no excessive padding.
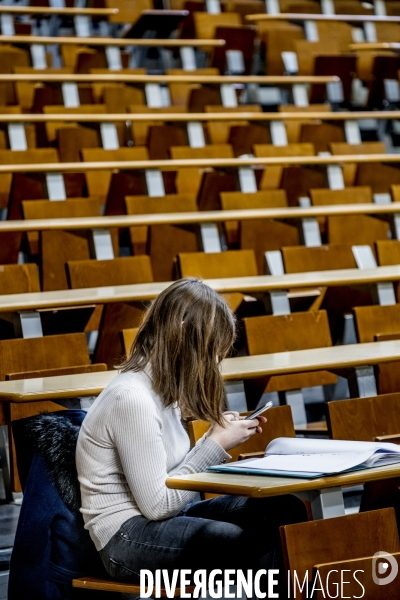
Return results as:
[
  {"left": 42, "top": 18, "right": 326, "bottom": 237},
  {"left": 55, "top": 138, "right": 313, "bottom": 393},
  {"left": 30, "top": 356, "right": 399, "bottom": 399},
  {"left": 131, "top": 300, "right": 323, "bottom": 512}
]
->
[{"left": 99, "top": 494, "right": 307, "bottom": 595}]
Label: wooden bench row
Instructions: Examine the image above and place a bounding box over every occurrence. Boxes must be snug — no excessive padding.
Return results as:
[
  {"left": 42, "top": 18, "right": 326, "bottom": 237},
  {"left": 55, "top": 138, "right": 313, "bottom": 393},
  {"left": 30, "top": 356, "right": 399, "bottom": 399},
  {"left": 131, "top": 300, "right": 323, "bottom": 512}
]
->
[
  {"left": 0, "top": 110, "right": 396, "bottom": 122},
  {"left": 0, "top": 152, "right": 397, "bottom": 173},
  {"left": 1, "top": 202, "right": 400, "bottom": 232},
  {"left": 0, "top": 339, "right": 398, "bottom": 401},
  {"left": 0, "top": 265, "right": 399, "bottom": 311}
]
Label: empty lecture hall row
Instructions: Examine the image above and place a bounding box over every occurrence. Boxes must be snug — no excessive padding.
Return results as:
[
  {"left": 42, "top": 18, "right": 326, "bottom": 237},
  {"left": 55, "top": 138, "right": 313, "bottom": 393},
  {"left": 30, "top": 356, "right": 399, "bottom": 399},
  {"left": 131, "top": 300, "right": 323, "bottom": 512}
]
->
[{"left": 2, "top": 1, "right": 400, "bottom": 600}]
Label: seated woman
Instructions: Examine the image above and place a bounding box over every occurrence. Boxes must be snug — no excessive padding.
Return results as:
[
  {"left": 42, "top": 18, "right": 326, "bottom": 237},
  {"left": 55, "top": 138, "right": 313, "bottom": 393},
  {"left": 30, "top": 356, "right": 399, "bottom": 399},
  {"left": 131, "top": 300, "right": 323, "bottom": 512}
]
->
[{"left": 76, "top": 278, "right": 307, "bottom": 594}]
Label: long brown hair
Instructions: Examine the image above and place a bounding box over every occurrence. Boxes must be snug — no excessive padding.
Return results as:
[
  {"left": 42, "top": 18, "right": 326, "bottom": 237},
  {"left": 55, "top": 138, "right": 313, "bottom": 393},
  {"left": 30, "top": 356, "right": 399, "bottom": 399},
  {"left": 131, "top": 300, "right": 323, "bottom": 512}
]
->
[{"left": 120, "top": 278, "right": 236, "bottom": 425}]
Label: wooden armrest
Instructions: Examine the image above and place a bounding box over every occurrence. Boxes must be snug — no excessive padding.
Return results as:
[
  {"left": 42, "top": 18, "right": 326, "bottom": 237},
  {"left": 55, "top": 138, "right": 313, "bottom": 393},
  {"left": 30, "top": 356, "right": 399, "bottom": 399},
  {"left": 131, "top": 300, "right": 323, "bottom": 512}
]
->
[
  {"left": 375, "top": 433, "right": 400, "bottom": 444},
  {"left": 238, "top": 451, "right": 265, "bottom": 460}
]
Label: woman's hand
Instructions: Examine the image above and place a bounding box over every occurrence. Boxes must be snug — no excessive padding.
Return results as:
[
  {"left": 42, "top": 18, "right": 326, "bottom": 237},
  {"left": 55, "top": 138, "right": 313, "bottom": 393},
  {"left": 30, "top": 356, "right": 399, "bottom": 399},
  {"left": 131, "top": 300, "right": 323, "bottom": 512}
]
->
[{"left": 208, "top": 412, "right": 267, "bottom": 451}]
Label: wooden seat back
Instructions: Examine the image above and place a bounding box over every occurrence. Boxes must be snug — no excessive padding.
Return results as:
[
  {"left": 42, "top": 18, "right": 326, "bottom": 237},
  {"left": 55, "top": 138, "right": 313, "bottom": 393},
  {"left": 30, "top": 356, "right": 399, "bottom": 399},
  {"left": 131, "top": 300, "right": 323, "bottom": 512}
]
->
[
  {"left": 253, "top": 143, "right": 315, "bottom": 191},
  {"left": 22, "top": 196, "right": 103, "bottom": 260},
  {"left": 2, "top": 148, "right": 59, "bottom": 216},
  {"left": 67, "top": 256, "right": 153, "bottom": 368},
  {"left": 353, "top": 304, "right": 400, "bottom": 344},
  {"left": 178, "top": 249, "right": 258, "bottom": 279},
  {"left": 170, "top": 144, "right": 234, "bottom": 196},
  {"left": 1, "top": 332, "right": 97, "bottom": 491},
  {"left": 310, "top": 187, "right": 373, "bottom": 205},
  {"left": 330, "top": 141, "right": 387, "bottom": 186},
  {"left": 125, "top": 193, "right": 198, "bottom": 281},
  {"left": 243, "top": 310, "right": 336, "bottom": 396},
  {"left": 328, "top": 214, "right": 390, "bottom": 248},
  {"left": 244, "top": 310, "right": 332, "bottom": 356},
  {"left": 281, "top": 508, "right": 400, "bottom": 600},
  {"left": 376, "top": 240, "right": 400, "bottom": 266},
  {"left": 128, "top": 105, "right": 189, "bottom": 146},
  {"left": 0, "top": 333, "right": 90, "bottom": 382},
  {"left": 204, "top": 104, "right": 262, "bottom": 145},
  {"left": 81, "top": 147, "right": 149, "bottom": 204},
  {"left": 282, "top": 244, "right": 356, "bottom": 273},
  {"left": 120, "top": 328, "right": 139, "bottom": 355},
  {"left": 220, "top": 189, "right": 293, "bottom": 266},
  {"left": 67, "top": 256, "right": 154, "bottom": 289},
  {"left": 0, "top": 263, "right": 40, "bottom": 294},
  {"left": 353, "top": 304, "right": 400, "bottom": 394},
  {"left": 327, "top": 392, "right": 400, "bottom": 442}
]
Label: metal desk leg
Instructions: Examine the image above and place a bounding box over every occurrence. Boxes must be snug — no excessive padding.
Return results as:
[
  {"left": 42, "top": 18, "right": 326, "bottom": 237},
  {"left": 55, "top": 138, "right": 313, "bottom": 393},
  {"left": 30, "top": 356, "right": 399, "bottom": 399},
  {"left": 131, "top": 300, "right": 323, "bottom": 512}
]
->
[
  {"left": 297, "top": 487, "right": 346, "bottom": 520},
  {"left": 0, "top": 426, "right": 12, "bottom": 503}
]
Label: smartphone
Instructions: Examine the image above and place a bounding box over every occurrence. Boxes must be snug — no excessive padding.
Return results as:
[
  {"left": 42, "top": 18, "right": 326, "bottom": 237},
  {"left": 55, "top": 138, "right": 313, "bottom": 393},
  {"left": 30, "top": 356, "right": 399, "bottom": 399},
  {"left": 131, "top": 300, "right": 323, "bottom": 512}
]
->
[{"left": 244, "top": 401, "right": 274, "bottom": 420}]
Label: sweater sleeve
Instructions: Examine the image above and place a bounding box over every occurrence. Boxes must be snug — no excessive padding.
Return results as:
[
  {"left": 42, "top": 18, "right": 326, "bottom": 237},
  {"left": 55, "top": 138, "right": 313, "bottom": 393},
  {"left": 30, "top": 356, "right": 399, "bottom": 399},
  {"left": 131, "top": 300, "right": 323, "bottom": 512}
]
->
[{"left": 110, "top": 389, "right": 229, "bottom": 521}]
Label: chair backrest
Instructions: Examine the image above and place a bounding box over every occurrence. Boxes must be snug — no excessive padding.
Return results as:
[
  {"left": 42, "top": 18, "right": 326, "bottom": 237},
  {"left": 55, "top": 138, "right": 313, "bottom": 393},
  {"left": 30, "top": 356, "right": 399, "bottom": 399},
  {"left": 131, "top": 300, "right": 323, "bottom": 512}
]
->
[
  {"left": 281, "top": 508, "right": 400, "bottom": 600},
  {"left": 188, "top": 405, "right": 295, "bottom": 462},
  {"left": 178, "top": 250, "right": 258, "bottom": 279},
  {"left": 220, "top": 189, "right": 288, "bottom": 210},
  {"left": 327, "top": 392, "right": 400, "bottom": 441},
  {"left": 0, "top": 333, "right": 90, "bottom": 381},
  {"left": 0, "top": 264, "right": 40, "bottom": 294},
  {"left": 125, "top": 194, "right": 199, "bottom": 281},
  {"left": 81, "top": 147, "right": 149, "bottom": 203},
  {"left": 376, "top": 240, "right": 400, "bottom": 266},
  {"left": 310, "top": 187, "right": 373, "bottom": 205},
  {"left": 125, "top": 193, "right": 197, "bottom": 215},
  {"left": 220, "top": 190, "right": 292, "bottom": 271},
  {"left": 328, "top": 215, "right": 390, "bottom": 247},
  {"left": 120, "top": 328, "right": 139, "bottom": 355},
  {"left": 67, "top": 256, "right": 154, "bottom": 289},
  {"left": 282, "top": 244, "right": 356, "bottom": 273},
  {"left": 22, "top": 197, "right": 103, "bottom": 220},
  {"left": 244, "top": 310, "right": 332, "bottom": 355},
  {"left": 353, "top": 304, "right": 400, "bottom": 343},
  {"left": 170, "top": 144, "right": 234, "bottom": 196}
]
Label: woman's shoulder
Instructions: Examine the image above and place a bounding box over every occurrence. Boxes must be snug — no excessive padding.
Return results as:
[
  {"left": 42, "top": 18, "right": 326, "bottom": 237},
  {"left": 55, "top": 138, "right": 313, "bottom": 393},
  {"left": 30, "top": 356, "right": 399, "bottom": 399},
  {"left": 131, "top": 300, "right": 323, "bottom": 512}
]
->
[{"left": 88, "top": 369, "right": 157, "bottom": 415}]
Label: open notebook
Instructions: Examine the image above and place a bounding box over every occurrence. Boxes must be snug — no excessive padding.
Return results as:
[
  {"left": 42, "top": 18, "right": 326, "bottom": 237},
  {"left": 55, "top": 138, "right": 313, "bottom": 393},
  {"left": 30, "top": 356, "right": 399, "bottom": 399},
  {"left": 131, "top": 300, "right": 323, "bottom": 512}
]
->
[{"left": 207, "top": 437, "right": 400, "bottom": 479}]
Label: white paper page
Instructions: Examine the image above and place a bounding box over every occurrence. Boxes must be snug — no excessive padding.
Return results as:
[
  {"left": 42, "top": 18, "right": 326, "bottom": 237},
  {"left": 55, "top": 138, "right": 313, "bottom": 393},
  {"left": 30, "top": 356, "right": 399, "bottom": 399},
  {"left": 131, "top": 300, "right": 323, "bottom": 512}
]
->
[
  {"left": 265, "top": 437, "right": 400, "bottom": 457},
  {"left": 234, "top": 451, "right": 375, "bottom": 474}
]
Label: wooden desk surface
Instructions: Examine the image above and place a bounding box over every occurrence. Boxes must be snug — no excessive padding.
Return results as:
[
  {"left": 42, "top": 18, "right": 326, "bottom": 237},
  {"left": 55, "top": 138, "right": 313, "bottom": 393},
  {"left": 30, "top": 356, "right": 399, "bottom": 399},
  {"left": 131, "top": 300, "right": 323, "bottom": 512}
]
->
[
  {"left": 247, "top": 13, "right": 400, "bottom": 23},
  {"left": 166, "top": 462, "right": 400, "bottom": 497},
  {"left": 0, "top": 74, "right": 339, "bottom": 84},
  {"left": 0, "top": 340, "right": 400, "bottom": 402},
  {"left": 350, "top": 42, "right": 400, "bottom": 51},
  {"left": 0, "top": 6, "right": 117, "bottom": 16},
  {"left": 0, "top": 111, "right": 397, "bottom": 123},
  {"left": 0, "top": 35, "right": 224, "bottom": 48},
  {"left": 1, "top": 204, "right": 400, "bottom": 233},
  {"left": 0, "top": 153, "right": 397, "bottom": 174},
  {"left": 1, "top": 266, "right": 400, "bottom": 312}
]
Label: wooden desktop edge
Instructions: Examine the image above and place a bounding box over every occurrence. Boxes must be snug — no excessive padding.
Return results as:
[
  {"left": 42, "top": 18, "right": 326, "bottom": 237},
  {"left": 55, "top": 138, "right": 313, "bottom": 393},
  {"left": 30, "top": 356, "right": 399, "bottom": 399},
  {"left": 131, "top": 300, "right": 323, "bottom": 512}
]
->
[
  {"left": 246, "top": 13, "right": 400, "bottom": 23},
  {"left": 1, "top": 204, "right": 400, "bottom": 233},
  {"left": 165, "top": 463, "right": 400, "bottom": 497},
  {"left": 0, "top": 111, "right": 398, "bottom": 122},
  {"left": 0, "top": 153, "right": 397, "bottom": 174},
  {"left": 0, "top": 6, "right": 118, "bottom": 15},
  {"left": 0, "top": 74, "right": 339, "bottom": 84},
  {"left": 0, "top": 36, "right": 225, "bottom": 48},
  {"left": 1, "top": 266, "right": 400, "bottom": 312},
  {"left": 1, "top": 340, "right": 400, "bottom": 402}
]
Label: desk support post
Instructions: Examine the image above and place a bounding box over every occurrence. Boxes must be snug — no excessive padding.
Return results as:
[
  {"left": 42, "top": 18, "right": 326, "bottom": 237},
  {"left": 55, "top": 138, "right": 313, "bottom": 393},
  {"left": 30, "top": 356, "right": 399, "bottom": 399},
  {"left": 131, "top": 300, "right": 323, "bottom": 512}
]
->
[
  {"left": 303, "top": 487, "right": 346, "bottom": 520},
  {"left": 348, "top": 366, "right": 378, "bottom": 398},
  {"left": 0, "top": 426, "right": 12, "bottom": 503}
]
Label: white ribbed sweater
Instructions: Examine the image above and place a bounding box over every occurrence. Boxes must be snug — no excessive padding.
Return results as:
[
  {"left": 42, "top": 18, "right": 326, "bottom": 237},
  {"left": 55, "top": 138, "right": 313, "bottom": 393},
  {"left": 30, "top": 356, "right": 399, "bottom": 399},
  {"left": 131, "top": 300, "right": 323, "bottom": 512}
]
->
[{"left": 76, "top": 369, "right": 230, "bottom": 551}]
